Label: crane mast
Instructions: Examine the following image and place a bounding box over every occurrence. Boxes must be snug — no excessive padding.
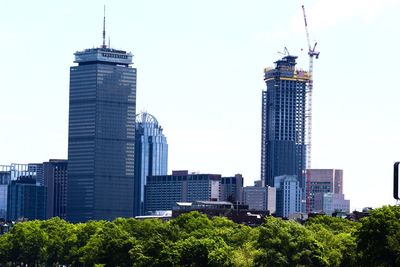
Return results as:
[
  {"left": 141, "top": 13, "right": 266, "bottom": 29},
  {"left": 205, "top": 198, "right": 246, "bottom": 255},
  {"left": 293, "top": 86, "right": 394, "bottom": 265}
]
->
[{"left": 302, "top": 5, "right": 319, "bottom": 169}]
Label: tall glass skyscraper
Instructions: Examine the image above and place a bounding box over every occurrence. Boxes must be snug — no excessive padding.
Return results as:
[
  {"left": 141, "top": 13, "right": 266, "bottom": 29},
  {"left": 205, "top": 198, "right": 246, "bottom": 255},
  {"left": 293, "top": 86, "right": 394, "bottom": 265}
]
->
[
  {"left": 134, "top": 112, "right": 168, "bottom": 216},
  {"left": 261, "top": 55, "right": 310, "bottom": 188},
  {"left": 67, "top": 46, "right": 136, "bottom": 222}
]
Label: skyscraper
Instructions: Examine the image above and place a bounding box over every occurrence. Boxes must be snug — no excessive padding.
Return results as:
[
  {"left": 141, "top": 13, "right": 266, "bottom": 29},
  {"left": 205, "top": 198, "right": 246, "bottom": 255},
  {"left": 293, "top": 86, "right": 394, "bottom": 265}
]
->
[
  {"left": 261, "top": 55, "right": 310, "bottom": 188},
  {"left": 67, "top": 22, "right": 136, "bottom": 222},
  {"left": 134, "top": 112, "right": 168, "bottom": 216}
]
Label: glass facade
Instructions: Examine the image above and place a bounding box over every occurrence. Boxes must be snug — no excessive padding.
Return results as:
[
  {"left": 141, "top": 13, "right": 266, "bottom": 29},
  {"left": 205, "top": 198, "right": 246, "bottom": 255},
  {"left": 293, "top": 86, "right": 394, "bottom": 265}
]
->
[
  {"left": 7, "top": 178, "right": 47, "bottom": 221},
  {"left": 134, "top": 112, "right": 168, "bottom": 216},
  {"left": 67, "top": 47, "right": 136, "bottom": 222},
  {"left": 0, "top": 185, "right": 7, "bottom": 219},
  {"left": 261, "top": 56, "right": 309, "bottom": 189}
]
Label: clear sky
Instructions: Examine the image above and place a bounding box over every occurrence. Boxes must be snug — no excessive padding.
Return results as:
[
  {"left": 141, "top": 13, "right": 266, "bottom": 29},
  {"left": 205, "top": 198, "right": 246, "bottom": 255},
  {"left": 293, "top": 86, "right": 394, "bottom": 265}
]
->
[{"left": 1, "top": 0, "right": 399, "bottom": 210}]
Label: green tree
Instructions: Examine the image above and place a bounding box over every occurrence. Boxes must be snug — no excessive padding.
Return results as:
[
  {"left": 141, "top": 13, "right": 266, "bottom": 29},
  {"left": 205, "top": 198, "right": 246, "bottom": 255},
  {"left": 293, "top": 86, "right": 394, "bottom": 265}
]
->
[
  {"left": 80, "top": 221, "right": 146, "bottom": 266},
  {"left": 177, "top": 236, "right": 234, "bottom": 267},
  {"left": 40, "top": 217, "right": 77, "bottom": 265},
  {"left": 356, "top": 205, "right": 400, "bottom": 266},
  {"left": 255, "top": 217, "right": 328, "bottom": 266},
  {"left": 0, "top": 233, "right": 12, "bottom": 265},
  {"left": 305, "top": 216, "right": 359, "bottom": 266},
  {"left": 7, "top": 220, "right": 48, "bottom": 266}
]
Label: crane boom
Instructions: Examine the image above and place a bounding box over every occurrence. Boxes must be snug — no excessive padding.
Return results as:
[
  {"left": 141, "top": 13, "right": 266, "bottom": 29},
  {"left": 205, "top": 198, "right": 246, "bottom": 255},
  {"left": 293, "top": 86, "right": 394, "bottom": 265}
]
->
[
  {"left": 302, "top": 5, "right": 312, "bottom": 51},
  {"left": 301, "top": 5, "right": 319, "bottom": 173}
]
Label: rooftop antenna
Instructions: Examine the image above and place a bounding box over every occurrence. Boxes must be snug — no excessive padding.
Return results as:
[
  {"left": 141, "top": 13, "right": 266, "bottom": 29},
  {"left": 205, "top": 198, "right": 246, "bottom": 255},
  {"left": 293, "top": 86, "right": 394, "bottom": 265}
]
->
[
  {"left": 108, "top": 36, "right": 111, "bottom": 49},
  {"left": 102, "top": 5, "right": 106, "bottom": 48}
]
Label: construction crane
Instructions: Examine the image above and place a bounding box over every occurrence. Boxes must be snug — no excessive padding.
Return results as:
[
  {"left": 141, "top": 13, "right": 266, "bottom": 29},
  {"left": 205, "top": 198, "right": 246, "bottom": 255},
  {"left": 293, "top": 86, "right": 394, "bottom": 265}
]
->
[{"left": 302, "top": 5, "right": 319, "bottom": 169}]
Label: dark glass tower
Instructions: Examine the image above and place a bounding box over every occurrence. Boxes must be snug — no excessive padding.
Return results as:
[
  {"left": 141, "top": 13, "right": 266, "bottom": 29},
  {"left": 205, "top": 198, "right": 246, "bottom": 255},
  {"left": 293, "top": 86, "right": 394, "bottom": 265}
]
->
[
  {"left": 261, "top": 55, "right": 309, "bottom": 188},
  {"left": 67, "top": 47, "right": 136, "bottom": 222},
  {"left": 134, "top": 112, "right": 168, "bottom": 216}
]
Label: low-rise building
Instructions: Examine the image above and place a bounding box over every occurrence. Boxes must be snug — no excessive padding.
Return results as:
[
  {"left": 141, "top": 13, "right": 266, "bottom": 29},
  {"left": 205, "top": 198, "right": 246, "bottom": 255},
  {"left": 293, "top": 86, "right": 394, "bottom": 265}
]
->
[{"left": 144, "top": 170, "right": 220, "bottom": 213}]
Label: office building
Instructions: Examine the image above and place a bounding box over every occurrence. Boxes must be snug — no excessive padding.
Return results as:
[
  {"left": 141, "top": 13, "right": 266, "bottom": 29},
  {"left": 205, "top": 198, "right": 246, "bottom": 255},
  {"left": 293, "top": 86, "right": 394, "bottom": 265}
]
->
[
  {"left": 274, "top": 175, "right": 302, "bottom": 218},
  {"left": 0, "top": 163, "right": 42, "bottom": 219},
  {"left": 323, "top": 193, "right": 350, "bottom": 215},
  {"left": 144, "top": 170, "right": 220, "bottom": 213},
  {"left": 43, "top": 159, "right": 68, "bottom": 219},
  {"left": 7, "top": 177, "right": 47, "bottom": 221},
  {"left": 28, "top": 163, "right": 44, "bottom": 186},
  {"left": 305, "top": 169, "right": 343, "bottom": 213},
  {"left": 67, "top": 24, "right": 137, "bottom": 221},
  {"left": 306, "top": 169, "right": 350, "bottom": 214},
  {"left": 261, "top": 56, "right": 310, "bottom": 188},
  {"left": 243, "top": 184, "right": 276, "bottom": 213},
  {"left": 220, "top": 174, "right": 243, "bottom": 204},
  {"left": 134, "top": 112, "right": 168, "bottom": 216}
]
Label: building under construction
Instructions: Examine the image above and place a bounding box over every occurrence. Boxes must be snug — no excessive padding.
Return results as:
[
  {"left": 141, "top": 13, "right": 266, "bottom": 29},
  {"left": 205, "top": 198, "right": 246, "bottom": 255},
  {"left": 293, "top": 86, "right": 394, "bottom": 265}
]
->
[{"left": 260, "top": 55, "right": 310, "bottom": 189}]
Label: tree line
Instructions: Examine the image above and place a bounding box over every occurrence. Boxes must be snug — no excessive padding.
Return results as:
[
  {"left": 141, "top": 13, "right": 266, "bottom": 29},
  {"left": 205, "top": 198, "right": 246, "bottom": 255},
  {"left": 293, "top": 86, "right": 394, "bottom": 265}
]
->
[{"left": 0, "top": 205, "right": 400, "bottom": 266}]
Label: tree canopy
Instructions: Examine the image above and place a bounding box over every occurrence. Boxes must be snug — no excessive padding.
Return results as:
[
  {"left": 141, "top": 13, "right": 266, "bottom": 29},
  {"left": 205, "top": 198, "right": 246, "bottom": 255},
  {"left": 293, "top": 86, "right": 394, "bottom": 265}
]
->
[{"left": 0, "top": 206, "right": 399, "bottom": 266}]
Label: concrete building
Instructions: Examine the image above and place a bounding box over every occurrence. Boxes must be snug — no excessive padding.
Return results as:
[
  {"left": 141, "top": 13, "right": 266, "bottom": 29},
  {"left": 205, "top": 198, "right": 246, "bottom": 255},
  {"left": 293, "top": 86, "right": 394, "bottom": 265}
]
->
[
  {"left": 274, "top": 175, "right": 302, "bottom": 218},
  {"left": 67, "top": 32, "right": 137, "bottom": 221},
  {"left": 243, "top": 183, "right": 276, "bottom": 214},
  {"left": 261, "top": 56, "right": 310, "bottom": 189},
  {"left": 43, "top": 160, "right": 68, "bottom": 219},
  {"left": 220, "top": 174, "right": 243, "bottom": 204},
  {"left": 134, "top": 112, "right": 168, "bottom": 216},
  {"left": 7, "top": 177, "right": 47, "bottom": 221},
  {"left": 144, "top": 170, "right": 220, "bottom": 213},
  {"left": 306, "top": 169, "right": 348, "bottom": 213},
  {"left": 323, "top": 193, "right": 350, "bottom": 215}
]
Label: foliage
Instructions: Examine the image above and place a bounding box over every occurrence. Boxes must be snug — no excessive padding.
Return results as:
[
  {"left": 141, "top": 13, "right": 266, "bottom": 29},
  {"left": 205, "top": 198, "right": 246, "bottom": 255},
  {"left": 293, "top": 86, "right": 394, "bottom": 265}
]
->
[
  {"left": 356, "top": 205, "right": 400, "bottom": 266},
  {"left": 0, "top": 208, "right": 399, "bottom": 266},
  {"left": 255, "top": 217, "right": 328, "bottom": 266},
  {"left": 305, "top": 215, "right": 360, "bottom": 266}
]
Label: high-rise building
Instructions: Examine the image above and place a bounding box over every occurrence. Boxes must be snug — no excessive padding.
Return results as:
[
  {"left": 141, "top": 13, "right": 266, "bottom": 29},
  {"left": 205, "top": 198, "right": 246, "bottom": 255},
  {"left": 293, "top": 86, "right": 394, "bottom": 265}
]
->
[
  {"left": 43, "top": 159, "right": 68, "bottom": 219},
  {"left": 67, "top": 27, "right": 137, "bottom": 221},
  {"left": 7, "top": 177, "right": 47, "bottom": 221},
  {"left": 261, "top": 56, "right": 310, "bottom": 188},
  {"left": 274, "top": 175, "right": 302, "bottom": 218},
  {"left": 144, "top": 170, "right": 220, "bottom": 213},
  {"left": 134, "top": 112, "right": 168, "bottom": 216},
  {"left": 220, "top": 174, "right": 244, "bottom": 204}
]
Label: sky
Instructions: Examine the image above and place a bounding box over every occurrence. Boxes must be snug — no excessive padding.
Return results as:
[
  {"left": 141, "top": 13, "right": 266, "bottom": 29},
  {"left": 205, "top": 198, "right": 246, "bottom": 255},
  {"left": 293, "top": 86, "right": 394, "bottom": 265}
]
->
[{"left": 1, "top": 0, "right": 400, "bottom": 210}]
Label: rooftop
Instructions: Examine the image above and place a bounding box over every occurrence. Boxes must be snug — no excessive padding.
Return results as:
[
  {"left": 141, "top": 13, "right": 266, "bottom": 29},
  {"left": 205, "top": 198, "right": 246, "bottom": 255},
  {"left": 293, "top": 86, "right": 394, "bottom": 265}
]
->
[{"left": 74, "top": 47, "right": 133, "bottom": 66}]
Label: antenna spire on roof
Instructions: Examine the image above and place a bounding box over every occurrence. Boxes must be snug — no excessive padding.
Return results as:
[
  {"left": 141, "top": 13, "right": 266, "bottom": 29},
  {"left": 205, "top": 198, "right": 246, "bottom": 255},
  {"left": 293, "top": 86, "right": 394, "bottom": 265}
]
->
[{"left": 102, "top": 5, "right": 106, "bottom": 48}]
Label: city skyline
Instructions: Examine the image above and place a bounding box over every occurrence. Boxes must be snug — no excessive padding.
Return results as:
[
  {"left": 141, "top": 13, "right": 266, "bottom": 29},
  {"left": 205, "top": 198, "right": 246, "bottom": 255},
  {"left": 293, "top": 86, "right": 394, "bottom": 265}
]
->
[{"left": 1, "top": 0, "right": 400, "bottom": 211}]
